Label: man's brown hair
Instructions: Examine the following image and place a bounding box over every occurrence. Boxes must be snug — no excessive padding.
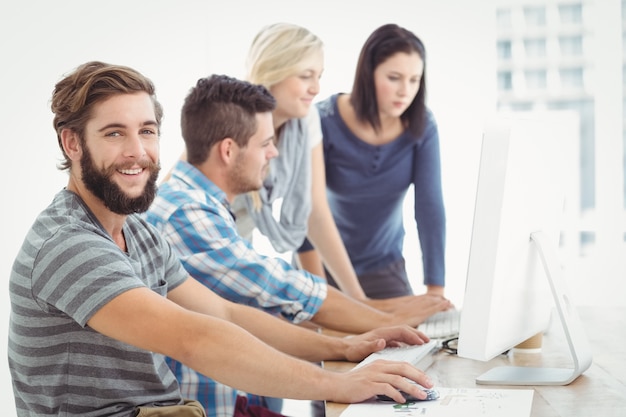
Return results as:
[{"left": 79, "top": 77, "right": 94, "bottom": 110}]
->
[{"left": 52, "top": 61, "right": 163, "bottom": 170}]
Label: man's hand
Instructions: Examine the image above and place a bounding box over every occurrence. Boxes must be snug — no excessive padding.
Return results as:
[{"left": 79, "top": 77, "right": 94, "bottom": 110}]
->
[
  {"left": 341, "top": 325, "right": 430, "bottom": 362},
  {"left": 326, "top": 360, "right": 435, "bottom": 404}
]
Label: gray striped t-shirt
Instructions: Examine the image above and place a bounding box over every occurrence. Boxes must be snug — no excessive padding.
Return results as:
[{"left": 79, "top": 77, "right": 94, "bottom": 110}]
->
[{"left": 9, "top": 190, "right": 189, "bottom": 416}]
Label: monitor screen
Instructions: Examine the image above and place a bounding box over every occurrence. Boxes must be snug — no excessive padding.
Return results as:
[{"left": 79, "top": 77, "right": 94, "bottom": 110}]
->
[{"left": 456, "top": 113, "right": 592, "bottom": 386}]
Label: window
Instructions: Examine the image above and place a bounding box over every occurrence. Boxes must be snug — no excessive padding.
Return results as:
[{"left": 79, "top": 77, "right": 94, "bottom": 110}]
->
[
  {"left": 560, "top": 67, "right": 584, "bottom": 88},
  {"left": 547, "top": 99, "right": 595, "bottom": 211},
  {"left": 580, "top": 231, "right": 596, "bottom": 257},
  {"left": 623, "top": 111, "right": 626, "bottom": 209},
  {"left": 559, "top": 35, "right": 583, "bottom": 56},
  {"left": 559, "top": 3, "right": 583, "bottom": 24},
  {"left": 497, "top": 40, "right": 512, "bottom": 60},
  {"left": 497, "top": 8, "right": 512, "bottom": 29},
  {"left": 508, "top": 101, "right": 534, "bottom": 111},
  {"left": 524, "top": 38, "right": 547, "bottom": 58},
  {"left": 524, "top": 6, "right": 547, "bottom": 27},
  {"left": 525, "top": 69, "right": 547, "bottom": 89},
  {"left": 497, "top": 71, "right": 513, "bottom": 90},
  {"left": 623, "top": 98, "right": 626, "bottom": 210}
]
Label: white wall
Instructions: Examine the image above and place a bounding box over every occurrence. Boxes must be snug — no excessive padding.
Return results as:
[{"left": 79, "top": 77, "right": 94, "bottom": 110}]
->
[{"left": 0, "top": 1, "right": 496, "bottom": 415}]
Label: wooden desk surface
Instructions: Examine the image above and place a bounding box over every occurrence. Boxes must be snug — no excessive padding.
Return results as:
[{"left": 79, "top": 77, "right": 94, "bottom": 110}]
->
[{"left": 324, "top": 306, "right": 626, "bottom": 417}]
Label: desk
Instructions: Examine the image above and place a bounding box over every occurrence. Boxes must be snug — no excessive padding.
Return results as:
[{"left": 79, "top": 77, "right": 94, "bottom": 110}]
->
[{"left": 324, "top": 306, "right": 626, "bottom": 417}]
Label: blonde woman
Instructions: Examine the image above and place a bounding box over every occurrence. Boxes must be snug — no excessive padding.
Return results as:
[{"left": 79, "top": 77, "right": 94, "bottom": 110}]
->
[{"left": 233, "top": 22, "right": 369, "bottom": 299}]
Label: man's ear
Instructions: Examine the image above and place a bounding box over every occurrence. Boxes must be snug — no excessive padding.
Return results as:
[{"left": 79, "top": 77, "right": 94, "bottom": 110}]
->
[
  {"left": 60, "top": 129, "right": 82, "bottom": 161},
  {"left": 217, "top": 138, "right": 237, "bottom": 164}
]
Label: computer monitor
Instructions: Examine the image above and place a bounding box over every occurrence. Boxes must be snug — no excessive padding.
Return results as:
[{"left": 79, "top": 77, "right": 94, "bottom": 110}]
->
[{"left": 456, "top": 114, "right": 592, "bottom": 386}]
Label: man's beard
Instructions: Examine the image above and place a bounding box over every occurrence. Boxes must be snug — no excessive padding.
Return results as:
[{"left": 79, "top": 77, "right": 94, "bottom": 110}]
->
[
  {"left": 229, "top": 153, "right": 265, "bottom": 195},
  {"left": 80, "top": 146, "right": 160, "bottom": 215}
]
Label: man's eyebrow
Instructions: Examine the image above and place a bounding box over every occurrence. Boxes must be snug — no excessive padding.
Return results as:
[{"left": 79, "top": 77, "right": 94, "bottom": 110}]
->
[
  {"left": 142, "top": 120, "right": 159, "bottom": 129},
  {"left": 97, "top": 120, "right": 158, "bottom": 132}
]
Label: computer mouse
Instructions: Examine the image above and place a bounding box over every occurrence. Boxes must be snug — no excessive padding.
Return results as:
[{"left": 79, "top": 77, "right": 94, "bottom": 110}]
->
[{"left": 376, "top": 388, "right": 440, "bottom": 403}]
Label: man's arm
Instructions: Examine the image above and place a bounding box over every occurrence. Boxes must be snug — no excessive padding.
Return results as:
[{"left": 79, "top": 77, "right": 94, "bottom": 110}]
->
[
  {"left": 87, "top": 278, "right": 433, "bottom": 403},
  {"left": 155, "top": 199, "right": 326, "bottom": 324},
  {"left": 167, "top": 278, "right": 430, "bottom": 361},
  {"left": 311, "top": 286, "right": 452, "bottom": 333}
]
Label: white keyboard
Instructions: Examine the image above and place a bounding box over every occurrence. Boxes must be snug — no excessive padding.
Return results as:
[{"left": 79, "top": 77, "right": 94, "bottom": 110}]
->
[
  {"left": 354, "top": 340, "right": 439, "bottom": 371},
  {"left": 417, "top": 309, "right": 461, "bottom": 340}
]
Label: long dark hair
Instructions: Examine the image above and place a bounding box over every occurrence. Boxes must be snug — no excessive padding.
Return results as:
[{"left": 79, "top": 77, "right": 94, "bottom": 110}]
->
[{"left": 350, "top": 24, "right": 427, "bottom": 137}]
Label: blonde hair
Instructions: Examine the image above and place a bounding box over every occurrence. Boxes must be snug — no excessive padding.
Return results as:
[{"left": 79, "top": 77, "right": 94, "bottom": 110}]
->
[
  {"left": 246, "top": 22, "right": 323, "bottom": 88},
  {"left": 245, "top": 23, "right": 323, "bottom": 210}
]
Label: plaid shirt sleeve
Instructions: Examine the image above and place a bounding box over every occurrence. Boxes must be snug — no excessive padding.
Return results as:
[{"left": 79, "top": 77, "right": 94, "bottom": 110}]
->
[{"left": 151, "top": 190, "right": 327, "bottom": 324}]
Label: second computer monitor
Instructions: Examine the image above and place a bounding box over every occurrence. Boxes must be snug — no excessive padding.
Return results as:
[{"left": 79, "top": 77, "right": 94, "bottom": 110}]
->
[{"left": 456, "top": 113, "right": 592, "bottom": 386}]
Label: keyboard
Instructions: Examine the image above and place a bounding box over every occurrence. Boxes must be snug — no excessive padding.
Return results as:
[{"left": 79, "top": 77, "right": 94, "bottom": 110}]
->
[
  {"left": 417, "top": 309, "right": 461, "bottom": 340},
  {"left": 354, "top": 340, "right": 440, "bottom": 371}
]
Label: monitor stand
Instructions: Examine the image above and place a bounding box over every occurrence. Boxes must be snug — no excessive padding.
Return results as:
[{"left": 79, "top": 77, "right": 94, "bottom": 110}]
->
[{"left": 476, "top": 231, "right": 593, "bottom": 386}]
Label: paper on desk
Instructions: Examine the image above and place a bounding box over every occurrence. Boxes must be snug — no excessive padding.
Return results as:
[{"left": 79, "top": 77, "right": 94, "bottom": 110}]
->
[{"left": 340, "top": 387, "right": 533, "bottom": 417}]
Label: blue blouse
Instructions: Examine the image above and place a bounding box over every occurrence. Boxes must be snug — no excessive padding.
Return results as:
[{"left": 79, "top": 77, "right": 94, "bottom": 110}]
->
[{"left": 317, "top": 94, "right": 446, "bottom": 287}]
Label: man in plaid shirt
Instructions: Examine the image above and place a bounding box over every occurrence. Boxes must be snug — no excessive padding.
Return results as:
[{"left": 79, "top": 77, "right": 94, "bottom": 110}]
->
[{"left": 145, "top": 74, "right": 447, "bottom": 417}]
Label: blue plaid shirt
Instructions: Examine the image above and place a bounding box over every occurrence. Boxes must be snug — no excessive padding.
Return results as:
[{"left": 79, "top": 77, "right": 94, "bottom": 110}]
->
[{"left": 144, "top": 160, "right": 327, "bottom": 417}]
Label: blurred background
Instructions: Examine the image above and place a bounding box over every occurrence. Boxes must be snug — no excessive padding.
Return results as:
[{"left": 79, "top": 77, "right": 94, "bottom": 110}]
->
[{"left": 1, "top": 1, "right": 623, "bottom": 416}]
